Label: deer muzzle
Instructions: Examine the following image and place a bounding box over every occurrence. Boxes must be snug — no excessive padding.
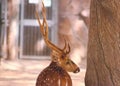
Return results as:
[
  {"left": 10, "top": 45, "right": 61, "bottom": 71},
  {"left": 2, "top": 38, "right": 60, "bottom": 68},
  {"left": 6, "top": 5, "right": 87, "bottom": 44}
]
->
[{"left": 73, "top": 67, "right": 80, "bottom": 73}]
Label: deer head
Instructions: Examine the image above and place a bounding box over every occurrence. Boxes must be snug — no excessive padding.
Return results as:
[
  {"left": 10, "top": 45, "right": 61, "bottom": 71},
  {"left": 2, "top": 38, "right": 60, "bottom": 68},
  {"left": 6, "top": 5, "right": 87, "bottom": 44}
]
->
[{"left": 35, "top": 1, "right": 80, "bottom": 73}]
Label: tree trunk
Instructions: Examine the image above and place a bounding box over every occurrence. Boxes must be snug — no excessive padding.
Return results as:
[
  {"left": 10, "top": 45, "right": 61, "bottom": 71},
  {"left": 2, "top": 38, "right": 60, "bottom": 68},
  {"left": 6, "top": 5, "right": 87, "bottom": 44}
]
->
[
  {"left": 6, "top": 0, "right": 19, "bottom": 60},
  {"left": 85, "top": 0, "right": 120, "bottom": 86}
]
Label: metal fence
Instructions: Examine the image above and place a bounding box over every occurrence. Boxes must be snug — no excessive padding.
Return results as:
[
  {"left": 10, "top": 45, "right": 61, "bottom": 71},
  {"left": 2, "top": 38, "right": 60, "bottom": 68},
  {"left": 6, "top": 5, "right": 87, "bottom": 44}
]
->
[{"left": 19, "top": 0, "right": 58, "bottom": 59}]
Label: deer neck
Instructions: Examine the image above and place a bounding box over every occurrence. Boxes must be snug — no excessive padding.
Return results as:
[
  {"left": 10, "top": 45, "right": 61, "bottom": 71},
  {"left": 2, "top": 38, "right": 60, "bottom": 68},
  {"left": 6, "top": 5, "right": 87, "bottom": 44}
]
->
[
  {"left": 49, "top": 61, "right": 65, "bottom": 71},
  {"left": 49, "top": 61, "right": 59, "bottom": 67}
]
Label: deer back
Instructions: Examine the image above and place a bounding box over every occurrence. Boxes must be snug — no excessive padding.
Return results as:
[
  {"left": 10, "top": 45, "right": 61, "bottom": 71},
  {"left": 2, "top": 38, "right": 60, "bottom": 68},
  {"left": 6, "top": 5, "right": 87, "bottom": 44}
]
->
[{"left": 36, "top": 62, "right": 72, "bottom": 86}]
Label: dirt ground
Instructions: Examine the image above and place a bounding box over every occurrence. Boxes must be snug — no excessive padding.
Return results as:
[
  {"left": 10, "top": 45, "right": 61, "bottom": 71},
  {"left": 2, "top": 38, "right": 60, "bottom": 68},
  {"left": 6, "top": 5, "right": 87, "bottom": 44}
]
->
[{"left": 0, "top": 59, "right": 86, "bottom": 86}]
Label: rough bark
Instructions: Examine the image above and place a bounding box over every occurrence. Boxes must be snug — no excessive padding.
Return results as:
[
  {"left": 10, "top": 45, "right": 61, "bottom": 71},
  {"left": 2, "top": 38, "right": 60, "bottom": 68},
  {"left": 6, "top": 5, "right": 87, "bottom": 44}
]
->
[{"left": 85, "top": 0, "right": 120, "bottom": 86}]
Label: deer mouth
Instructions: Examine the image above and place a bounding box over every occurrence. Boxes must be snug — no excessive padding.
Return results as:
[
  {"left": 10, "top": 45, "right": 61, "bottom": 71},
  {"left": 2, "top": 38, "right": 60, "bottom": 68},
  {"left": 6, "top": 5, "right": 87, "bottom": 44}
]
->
[{"left": 73, "top": 67, "right": 80, "bottom": 73}]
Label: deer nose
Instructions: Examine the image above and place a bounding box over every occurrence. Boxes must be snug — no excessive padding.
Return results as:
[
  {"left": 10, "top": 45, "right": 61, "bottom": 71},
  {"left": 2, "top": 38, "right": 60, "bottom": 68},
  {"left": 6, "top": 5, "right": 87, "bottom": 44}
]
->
[{"left": 73, "top": 67, "right": 80, "bottom": 73}]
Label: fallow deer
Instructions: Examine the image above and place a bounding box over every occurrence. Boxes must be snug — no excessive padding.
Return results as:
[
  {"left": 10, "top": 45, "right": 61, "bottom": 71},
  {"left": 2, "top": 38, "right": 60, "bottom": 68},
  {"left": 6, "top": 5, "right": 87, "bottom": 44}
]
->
[{"left": 35, "top": 1, "right": 80, "bottom": 86}]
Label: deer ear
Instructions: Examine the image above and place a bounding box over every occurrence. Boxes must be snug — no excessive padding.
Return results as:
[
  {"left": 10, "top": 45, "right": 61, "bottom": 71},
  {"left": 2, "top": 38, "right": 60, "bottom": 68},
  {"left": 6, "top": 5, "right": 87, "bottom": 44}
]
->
[
  {"left": 52, "top": 56, "right": 58, "bottom": 62},
  {"left": 51, "top": 51, "right": 59, "bottom": 62}
]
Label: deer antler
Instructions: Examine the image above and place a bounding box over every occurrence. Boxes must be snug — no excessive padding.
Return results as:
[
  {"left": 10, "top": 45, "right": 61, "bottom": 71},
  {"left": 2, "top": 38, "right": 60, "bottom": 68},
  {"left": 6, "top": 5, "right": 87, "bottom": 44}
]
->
[
  {"left": 63, "top": 39, "right": 71, "bottom": 54},
  {"left": 35, "top": 1, "right": 70, "bottom": 55}
]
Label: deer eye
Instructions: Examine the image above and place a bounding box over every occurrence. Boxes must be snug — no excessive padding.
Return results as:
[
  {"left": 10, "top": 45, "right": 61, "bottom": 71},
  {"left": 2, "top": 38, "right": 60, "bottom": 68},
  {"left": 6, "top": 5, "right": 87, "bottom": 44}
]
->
[
  {"left": 66, "top": 61, "right": 70, "bottom": 64},
  {"left": 61, "top": 55, "right": 65, "bottom": 59}
]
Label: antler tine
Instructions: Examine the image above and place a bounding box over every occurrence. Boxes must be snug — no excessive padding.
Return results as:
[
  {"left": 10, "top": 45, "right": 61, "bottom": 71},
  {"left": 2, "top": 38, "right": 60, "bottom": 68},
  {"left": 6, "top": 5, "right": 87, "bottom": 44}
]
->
[
  {"left": 65, "top": 43, "right": 71, "bottom": 54},
  {"left": 35, "top": 11, "right": 45, "bottom": 36},
  {"left": 63, "top": 38, "right": 71, "bottom": 54},
  {"left": 35, "top": 1, "right": 64, "bottom": 53},
  {"left": 63, "top": 39, "right": 67, "bottom": 51},
  {"left": 41, "top": 2, "right": 48, "bottom": 38}
]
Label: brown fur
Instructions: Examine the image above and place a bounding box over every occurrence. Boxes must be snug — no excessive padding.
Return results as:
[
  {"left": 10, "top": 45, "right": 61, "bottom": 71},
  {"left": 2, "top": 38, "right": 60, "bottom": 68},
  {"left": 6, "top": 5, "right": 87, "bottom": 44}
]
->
[{"left": 36, "top": 62, "right": 72, "bottom": 86}]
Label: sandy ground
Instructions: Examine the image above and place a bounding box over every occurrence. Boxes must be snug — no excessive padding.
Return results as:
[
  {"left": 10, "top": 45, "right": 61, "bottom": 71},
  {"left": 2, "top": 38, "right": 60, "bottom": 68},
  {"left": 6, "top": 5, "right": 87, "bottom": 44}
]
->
[{"left": 0, "top": 59, "right": 86, "bottom": 86}]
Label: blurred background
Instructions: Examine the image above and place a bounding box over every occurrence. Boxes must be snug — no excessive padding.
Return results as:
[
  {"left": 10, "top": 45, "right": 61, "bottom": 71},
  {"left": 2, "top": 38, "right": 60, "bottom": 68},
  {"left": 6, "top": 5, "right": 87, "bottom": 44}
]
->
[{"left": 0, "top": 0, "right": 90, "bottom": 86}]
